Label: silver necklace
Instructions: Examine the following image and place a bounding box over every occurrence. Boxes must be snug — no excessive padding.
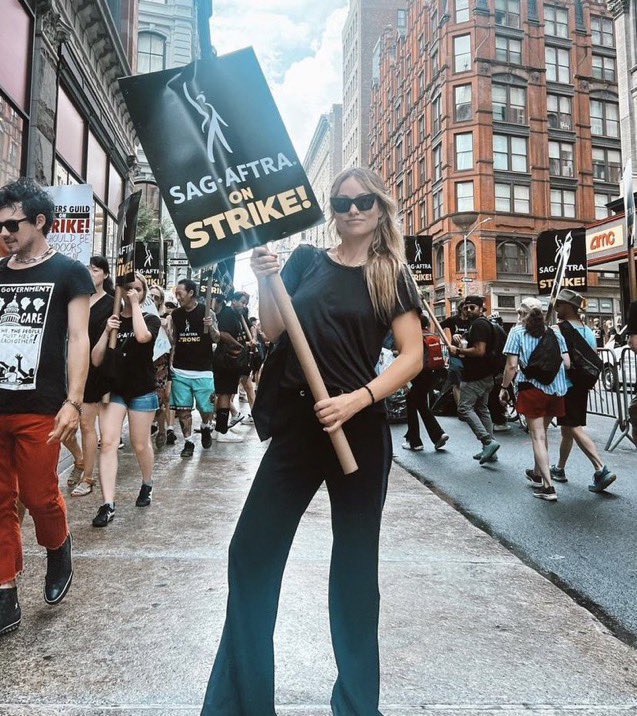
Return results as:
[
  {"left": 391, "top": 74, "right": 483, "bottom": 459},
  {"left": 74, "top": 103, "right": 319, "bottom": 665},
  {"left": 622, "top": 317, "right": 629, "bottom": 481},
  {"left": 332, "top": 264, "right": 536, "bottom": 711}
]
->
[
  {"left": 334, "top": 246, "right": 367, "bottom": 267},
  {"left": 12, "top": 246, "right": 54, "bottom": 265}
]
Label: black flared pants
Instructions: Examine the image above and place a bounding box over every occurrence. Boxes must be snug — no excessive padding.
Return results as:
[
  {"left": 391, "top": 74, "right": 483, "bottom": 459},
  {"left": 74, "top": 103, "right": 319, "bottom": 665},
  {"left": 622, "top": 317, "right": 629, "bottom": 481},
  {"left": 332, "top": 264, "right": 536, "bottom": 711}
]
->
[
  {"left": 201, "top": 391, "right": 392, "bottom": 715},
  {"left": 404, "top": 371, "right": 444, "bottom": 447}
]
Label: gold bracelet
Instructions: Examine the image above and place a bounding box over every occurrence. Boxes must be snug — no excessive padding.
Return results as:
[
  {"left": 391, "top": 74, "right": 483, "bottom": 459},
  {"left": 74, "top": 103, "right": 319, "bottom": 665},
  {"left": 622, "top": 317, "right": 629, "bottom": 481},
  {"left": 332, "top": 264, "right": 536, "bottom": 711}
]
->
[{"left": 63, "top": 399, "right": 83, "bottom": 416}]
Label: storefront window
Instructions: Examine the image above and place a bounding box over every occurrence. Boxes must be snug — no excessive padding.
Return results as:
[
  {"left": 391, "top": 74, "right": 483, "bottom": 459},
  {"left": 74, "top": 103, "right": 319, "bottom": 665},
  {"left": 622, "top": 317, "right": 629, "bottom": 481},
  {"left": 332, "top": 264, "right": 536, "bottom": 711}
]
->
[
  {"left": 105, "top": 214, "right": 117, "bottom": 271},
  {"left": 0, "top": 93, "right": 24, "bottom": 186},
  {"left": 56, "top": 88, "right": 87, "bottom": 177},
  {"left": 87, "top": 132, "right": 108, "bottom": 201},
  {"left": 108, "top": 163, "right": 124, "bottom": 214},
  {"left": 0, "top": 1, "right": 32, "bottom": 110},
  {"left": 54, "top": 159, "right": 80, "bottom": 186}
]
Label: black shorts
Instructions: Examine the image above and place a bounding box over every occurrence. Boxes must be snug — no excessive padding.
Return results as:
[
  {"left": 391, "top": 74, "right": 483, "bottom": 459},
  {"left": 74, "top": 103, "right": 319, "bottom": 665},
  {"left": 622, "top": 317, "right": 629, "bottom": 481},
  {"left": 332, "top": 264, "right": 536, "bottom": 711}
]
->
[
  {"left": 213, "top": 369, "right": 241, "bottom": 396},
  {"left": 556, "top": 385, "right": 589, "bottom": 427}
]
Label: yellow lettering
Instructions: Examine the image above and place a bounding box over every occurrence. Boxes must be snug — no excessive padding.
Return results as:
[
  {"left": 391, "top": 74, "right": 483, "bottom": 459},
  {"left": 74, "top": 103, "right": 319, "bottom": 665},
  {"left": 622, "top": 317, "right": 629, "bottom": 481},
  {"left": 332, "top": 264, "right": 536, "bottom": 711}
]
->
[{"left": 185, "top": 221, "right": 210, "bottom": 249}]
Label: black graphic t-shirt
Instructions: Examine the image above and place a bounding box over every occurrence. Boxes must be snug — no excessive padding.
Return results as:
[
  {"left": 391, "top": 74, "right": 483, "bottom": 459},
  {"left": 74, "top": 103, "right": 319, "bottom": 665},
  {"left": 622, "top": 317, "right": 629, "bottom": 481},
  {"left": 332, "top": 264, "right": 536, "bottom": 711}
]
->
[
  {"left": 440, "top": 314, "right": 470, "bottom": 339},
  {"left": 172, "top": 302, "right": 214, "bottom": 372},
  {"left": 217, "top": 304, "right": 247, "bottom": 342},
  {"left": 280, "top": 246, "right": 421, "bottom": 398},
  {"left": 0, "top": 253, "right": 94, "bottom": 415},
  {"left": 110, "top": 313, "right": 161, "bottom": 400},
  {"left": 84, "top": 293, "right": 115, "bottom": 403},
  {"left": 462, "top": 316, "right": 494, "bottom": 382}
]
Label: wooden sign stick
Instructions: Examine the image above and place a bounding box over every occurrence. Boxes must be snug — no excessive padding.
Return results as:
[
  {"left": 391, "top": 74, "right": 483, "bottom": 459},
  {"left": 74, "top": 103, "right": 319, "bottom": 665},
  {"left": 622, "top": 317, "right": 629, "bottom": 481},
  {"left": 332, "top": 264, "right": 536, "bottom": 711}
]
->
[
  {"left": 266, "top": 273, "right": 358, "bottom": 475},
  {"left": 108, "top": 286, "right": 124, "bottom": 349}
]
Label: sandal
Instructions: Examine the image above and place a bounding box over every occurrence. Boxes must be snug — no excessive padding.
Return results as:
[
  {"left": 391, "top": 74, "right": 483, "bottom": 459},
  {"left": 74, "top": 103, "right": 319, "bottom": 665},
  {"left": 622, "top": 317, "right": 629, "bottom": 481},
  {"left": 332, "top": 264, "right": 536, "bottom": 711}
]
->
[
  {"left": 71, "top": 479, "right": 94, "bottom": 497},
  {"left": 66, "top": 464, "right": 84, "bottom": 487}
]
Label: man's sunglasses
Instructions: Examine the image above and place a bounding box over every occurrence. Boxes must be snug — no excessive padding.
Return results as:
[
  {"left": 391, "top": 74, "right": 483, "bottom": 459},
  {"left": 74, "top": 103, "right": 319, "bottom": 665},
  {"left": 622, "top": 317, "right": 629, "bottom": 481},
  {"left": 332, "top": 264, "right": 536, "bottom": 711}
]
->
[
  {"left": 330, "top": 193, "right": 377, "bottom": 214},
  {"left": 0, "top": 217, "right": 30, "bottom": 233}
]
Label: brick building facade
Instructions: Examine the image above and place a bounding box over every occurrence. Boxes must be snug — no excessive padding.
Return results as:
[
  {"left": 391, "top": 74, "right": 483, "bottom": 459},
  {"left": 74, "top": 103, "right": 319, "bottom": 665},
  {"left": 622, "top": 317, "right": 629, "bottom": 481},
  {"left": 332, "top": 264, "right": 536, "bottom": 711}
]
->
[{"left": 370, "top": 0, "right": 622, "bottom": 325}]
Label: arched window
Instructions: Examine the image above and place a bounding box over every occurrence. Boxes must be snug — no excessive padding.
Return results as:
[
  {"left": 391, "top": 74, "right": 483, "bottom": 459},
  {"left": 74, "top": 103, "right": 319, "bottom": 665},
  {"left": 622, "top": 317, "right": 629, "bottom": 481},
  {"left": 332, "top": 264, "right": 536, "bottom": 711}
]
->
[
  {"left": 138, "top": 32, "right": 166, "bottom": 74},
  {"left": 496, "top": 240, "right": 529, "bottom": 274},
  {"left": 456, "top": 239, "right": 476, "bottom": 272},
  {"left": 435, "top": 244, "right": 445, "bottom": 279}
]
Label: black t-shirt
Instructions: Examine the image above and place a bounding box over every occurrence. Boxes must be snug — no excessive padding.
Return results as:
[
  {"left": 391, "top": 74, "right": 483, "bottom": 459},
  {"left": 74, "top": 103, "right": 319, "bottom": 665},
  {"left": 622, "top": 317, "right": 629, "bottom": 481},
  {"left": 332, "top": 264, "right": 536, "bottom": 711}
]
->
[
  {"left": 592, "top": 324, "right": 604, "bottom": 348},
  {"left": 84, "top": 293, "right": 115, "bottom": 402},
  {"left": 110, "top": 313, "right": 160, "bottom": 399},
  {"left": 627, "top": 301, "right": 637, "bottom": 336},
  {"left": 440, "top": 314, "right": 470, "bottom": 338},
  {"left": 0, "top": 253, "right": 94, "bottom": 415},
  {"left": 172, "top": 303, "right": 214, "bottom": 372},
  {"left": 462, "top": 316, "right": 494, "bottom": 382},
  {"left": 217, "top": 304, "right": 248, "bottom": 342},
  {"left": 280, "top": 246, "right": 421, "bottom": 395}
]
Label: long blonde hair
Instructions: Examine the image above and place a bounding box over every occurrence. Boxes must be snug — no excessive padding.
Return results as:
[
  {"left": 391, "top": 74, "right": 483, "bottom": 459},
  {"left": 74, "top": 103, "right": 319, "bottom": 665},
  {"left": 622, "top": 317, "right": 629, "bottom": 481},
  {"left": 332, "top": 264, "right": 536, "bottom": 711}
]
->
[{"left": 329, "top": 167, "right": 408, "bottom": 322}]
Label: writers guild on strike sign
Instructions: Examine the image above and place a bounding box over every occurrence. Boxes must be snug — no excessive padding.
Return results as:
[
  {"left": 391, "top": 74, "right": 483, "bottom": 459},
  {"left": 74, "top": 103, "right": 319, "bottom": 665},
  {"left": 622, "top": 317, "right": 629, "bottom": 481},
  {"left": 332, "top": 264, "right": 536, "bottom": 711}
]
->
[
  {"left": 119, "top": 48, "right": 324, "bottom": 270},
  {"left": 536, "top": 227, "right": 588, "bottom": 296},
  {"left": 405, "top": 236, "right": 433, "bottom": 287}
]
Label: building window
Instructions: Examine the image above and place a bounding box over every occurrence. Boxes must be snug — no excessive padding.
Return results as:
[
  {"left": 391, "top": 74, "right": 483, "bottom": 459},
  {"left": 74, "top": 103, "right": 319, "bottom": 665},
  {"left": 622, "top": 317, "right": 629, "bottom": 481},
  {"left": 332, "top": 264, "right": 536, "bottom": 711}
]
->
[
  {"left": 454, "top": 84, "right": 472, "bottom": 121},
  {"left": 590, "top": 99, "right": 619, "bottom": 137},
  {"left": 492, "top": 83, "right": 526, "bottom": 124},
  {"left": 495, "top": 0, "right": 520, "bottom": 28},
  {"left": 397, "top": 8, "right": 408, "bottom": 36},
  {"left": 432, "top": 47, "right": 439, "bottom": 73},
  {"left": 418, "top": 71, "right": 425, "bottom": 96},
  {"left": 435, "top": 243, "right": 445, "bottom": 277},
  {"left": 455, "top": 133, "right": 473, "bottom": 170},
  {"left": 0, "top": 94, "right": 24, "bottom": 187},
  {"left": 592, "top": 54, "right": 616, "bottom": 82},
  {"left": 456, "top": 181, "right": 474, "bottom": 212},
  {"left": 497, "top": 241, "right": 529, "bottom": 274},
  {"left": 395, "top": 138, "right": 403, "bottom": 173},
  {"left": 493, "top": 134, "right": 528, "bottom": 172},
  {"left": 545, "top": 46, "right": 570, "bottom": 84},
  {"left": 495, "top": 182, "right": 530, "bottom": 213},
  {"left": 592, "top": 147, "right": 622, "bottom": 184},
  {"left": 591, "top": 16, "right": 615, "bottom": 48},
  {"left": 454, "top": 35, "right": 471, "bottom": 73},
  {"left": 497, "top": 294, "right": 517, "bottom": 308},
  {"left": 419, "top": 114, "right": 425, "bottom": 142},
  {"left": 456, "top": 0, "right": 470, "bottom": 23},
  {"left": 137, "top": 32, "right": 166, "bottom": 73},
  {"left": 594, "top": 191, "right": 619, "bottom": 219},
  {"left": 433, "top": 188, "right": 444, "bottom": 220},
  {"left": 406, "top": 169, "right": 413, "bottom": 195},
  {"left": 432, "top": 95, "right": 442, "bottom": 134},
  {"left": 550, "top": 187, "right": 576, "bottom": 217},
  {"left": 548, "top": 140, "right": 575, "bottom": 177},
  {"left": 547, "top": 94, "right": 573, "bottom": 130},
  {"left": 495, "top": 35, "right": 522, "bottom": 65},
  {"left": 456, "top": 238, "right": 476, "bottom": 271},
  {"left": 545, "top": 6, "right": 568, "bottom": 38},
  {"left": 419, "top": 157, "right": 426, "bottom": 183},
  {"left": 406, "top": 209, "right": 413, "bottom": 233},
  {"left": 420, "top": 200, "right": 427, "bottom": 229},
  {"left": 433, "top": 143, "right": 443, "bottom": 182}
]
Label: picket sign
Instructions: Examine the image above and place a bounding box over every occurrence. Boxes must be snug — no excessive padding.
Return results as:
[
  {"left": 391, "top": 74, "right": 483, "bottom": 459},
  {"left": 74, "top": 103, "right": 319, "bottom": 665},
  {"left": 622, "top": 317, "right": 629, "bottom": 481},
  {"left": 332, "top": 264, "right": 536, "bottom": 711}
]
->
[
  {"left": 545, "top": 232, "right": 572, "bottom": 325},
  {"left": 420, "top": 295, "right": 453, "bottom": 350}
]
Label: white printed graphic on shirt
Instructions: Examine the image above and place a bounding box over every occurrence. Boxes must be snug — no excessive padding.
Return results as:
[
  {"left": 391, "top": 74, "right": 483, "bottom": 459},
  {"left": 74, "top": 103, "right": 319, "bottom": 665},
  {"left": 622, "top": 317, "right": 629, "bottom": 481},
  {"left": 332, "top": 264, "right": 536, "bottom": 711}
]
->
[{"left": 0, "top": 283, "right": 53, "bottom": 391}]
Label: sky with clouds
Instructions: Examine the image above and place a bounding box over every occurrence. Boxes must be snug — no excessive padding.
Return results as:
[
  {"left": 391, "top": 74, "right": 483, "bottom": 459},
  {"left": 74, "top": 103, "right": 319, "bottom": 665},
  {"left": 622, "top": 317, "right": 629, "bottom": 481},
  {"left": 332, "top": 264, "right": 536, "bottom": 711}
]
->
[{"left": 212, "top": 0, "right": 349, "bottom": 161}]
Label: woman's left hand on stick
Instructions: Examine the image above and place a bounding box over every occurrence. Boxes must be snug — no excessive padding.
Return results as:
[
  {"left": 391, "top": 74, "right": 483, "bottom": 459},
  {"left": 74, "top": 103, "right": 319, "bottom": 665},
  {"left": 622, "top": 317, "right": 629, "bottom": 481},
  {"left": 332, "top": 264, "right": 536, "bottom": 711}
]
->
[{"left": 314, "top": 392, "right": 366, "bottom": 434}]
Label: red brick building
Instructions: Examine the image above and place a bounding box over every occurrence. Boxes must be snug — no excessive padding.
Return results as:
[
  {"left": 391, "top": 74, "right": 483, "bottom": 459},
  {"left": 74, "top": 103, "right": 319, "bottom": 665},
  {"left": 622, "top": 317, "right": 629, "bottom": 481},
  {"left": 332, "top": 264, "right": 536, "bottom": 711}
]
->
[{"left": 370, "top": 0, "right": 622, "bottom": 325}]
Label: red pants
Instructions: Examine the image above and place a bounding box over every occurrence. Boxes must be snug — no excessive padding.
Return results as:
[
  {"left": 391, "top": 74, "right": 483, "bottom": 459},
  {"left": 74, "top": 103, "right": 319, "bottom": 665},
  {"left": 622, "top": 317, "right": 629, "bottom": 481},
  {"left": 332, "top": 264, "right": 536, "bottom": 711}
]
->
[{"left": 0, "top": 414, "right": 68, "bottom": 583}]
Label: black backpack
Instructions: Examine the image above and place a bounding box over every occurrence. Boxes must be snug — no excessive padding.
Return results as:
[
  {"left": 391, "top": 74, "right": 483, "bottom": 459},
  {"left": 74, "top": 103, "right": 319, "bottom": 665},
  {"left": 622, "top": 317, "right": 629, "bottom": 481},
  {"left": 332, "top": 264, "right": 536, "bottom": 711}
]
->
[
  {"left": 523, "top": 328, "right": 563, "bottom": 385},
  {"left": 558, "top": 320, "right": 603, "bottom": 390},
  {"left": 489, "top": 321, "right": 507, "bottom": 374}
]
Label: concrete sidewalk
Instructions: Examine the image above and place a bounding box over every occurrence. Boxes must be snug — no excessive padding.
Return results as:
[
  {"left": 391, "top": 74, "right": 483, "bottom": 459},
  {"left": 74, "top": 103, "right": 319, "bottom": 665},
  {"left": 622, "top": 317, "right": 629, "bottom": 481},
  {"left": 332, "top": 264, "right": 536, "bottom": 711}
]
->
[{"left": 2, "top": 426, "right": 637, "bottom": 715}]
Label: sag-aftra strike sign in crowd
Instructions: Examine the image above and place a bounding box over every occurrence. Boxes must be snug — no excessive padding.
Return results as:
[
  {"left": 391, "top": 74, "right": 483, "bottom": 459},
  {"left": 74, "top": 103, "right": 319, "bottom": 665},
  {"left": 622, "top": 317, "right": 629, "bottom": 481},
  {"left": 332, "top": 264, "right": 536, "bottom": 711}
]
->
[{"left": 119, "top": 48, "right": 324, "bottom": 269}]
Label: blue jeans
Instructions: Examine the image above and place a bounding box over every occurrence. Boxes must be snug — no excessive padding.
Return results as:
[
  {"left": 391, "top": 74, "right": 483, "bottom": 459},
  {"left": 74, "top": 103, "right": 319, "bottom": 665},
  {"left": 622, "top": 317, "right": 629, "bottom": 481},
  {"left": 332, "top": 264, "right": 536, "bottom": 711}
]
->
[{"left": 109, "top": 391, "right": 159, "bottom": 412}]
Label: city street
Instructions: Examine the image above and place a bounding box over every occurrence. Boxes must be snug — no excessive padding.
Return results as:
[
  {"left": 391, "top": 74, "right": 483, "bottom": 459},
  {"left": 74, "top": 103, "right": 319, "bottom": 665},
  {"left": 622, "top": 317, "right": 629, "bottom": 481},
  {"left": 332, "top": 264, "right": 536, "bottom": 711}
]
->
[
  {"left": 2, "top": 422, "right": 637, "bottom": 714},
  {"left": 393, "top": 411, "right": 637, "bottom": 645}
]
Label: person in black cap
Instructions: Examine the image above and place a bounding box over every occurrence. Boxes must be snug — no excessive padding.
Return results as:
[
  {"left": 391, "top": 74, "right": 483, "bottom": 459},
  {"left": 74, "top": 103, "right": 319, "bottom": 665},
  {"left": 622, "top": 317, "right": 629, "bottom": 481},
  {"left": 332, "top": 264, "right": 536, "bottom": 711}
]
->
[
  {"left": 552, "top": 289, "right": 617, "bottom": 492},
  {"left": 448, "top": 295, "right": 501, "bottom": 464}
]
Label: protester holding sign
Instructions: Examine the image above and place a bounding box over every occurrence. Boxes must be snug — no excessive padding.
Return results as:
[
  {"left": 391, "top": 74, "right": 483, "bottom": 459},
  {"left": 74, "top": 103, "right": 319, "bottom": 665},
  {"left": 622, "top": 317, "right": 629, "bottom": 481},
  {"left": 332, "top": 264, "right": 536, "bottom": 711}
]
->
[
  {"left": 149, "top": 285, "right": 174, "bottom": 449},
  {"left": 202, "top": 167, "right": 423, "bottom": 714},
  {"left": 552, "top": 290, "right": 618, "bottom": 493},
  {"left": 90, "top": 273, "right": 160, "bottom": 527}
]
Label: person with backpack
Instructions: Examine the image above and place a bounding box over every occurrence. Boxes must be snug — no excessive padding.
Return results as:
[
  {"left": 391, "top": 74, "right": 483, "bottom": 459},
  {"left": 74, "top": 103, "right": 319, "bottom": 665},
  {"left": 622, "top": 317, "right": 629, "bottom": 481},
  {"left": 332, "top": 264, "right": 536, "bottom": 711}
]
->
[
  {"left": 551, "top": 289, "right": 617, "bottom": 493},
  {"left": 402, "top": 312, "right": 449, "bottom": 452},
  {"left": 500, "top": 301, "right": 570, "bottom": 501},
  {"left": 448, "top": 295, "right": 501, "bottom": 464}
]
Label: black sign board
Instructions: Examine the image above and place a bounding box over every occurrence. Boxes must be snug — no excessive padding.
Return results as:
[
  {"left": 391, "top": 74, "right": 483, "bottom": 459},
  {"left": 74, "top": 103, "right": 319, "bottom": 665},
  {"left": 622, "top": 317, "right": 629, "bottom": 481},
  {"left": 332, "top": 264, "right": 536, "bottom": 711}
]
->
[
  {"left": 199, "top": 257, "right": 235, "bottom": 298},
  {"left": 536, "top": 227, "right": 587, "bottom": 295},
  {"left": 115, "top": 191, "right": 142, "bottom": 286},
  {"left": 119, "top": 48, "right": 324, "bottom": 269},
  {"left": 135, "top": 241, "right": 162, "bottom": 286},
  {"left": 405, "top": 235, "right": 433, "bottom": 287}
]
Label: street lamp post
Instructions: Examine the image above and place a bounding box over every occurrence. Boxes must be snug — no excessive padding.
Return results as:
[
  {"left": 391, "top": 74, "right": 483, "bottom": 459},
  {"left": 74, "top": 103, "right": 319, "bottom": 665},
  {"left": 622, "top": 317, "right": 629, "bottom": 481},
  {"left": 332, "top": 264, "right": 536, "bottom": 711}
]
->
[{"left": 463, "top": 216, "right": 493, "bottom": 284}]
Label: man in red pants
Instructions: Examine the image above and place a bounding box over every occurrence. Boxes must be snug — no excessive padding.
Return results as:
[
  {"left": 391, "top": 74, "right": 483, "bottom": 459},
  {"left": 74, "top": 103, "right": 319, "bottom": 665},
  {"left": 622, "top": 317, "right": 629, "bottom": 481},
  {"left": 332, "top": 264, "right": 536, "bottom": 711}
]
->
[{"left": 0, "top": 178, "right": 93, "bottom": 636}]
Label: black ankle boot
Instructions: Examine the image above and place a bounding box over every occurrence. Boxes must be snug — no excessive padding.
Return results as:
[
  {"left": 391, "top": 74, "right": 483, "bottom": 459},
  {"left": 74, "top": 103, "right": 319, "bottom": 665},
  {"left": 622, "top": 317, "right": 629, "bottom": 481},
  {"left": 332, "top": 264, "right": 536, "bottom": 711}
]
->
[
  {"left": 0, "top": 588, "right": 21, "bottom": 636},
  {"left": 44, "top": 533, "right": 73, "bottom": 605}
]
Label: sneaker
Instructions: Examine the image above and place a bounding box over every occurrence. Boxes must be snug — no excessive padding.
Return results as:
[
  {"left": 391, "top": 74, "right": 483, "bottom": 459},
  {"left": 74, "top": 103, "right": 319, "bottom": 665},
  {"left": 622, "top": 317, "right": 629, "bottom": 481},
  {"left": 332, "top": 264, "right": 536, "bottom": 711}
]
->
[
  {"left": 533, "top": 485, "right": 558, "bottom": 501},
  {"left": 434, "top": 434, "right": 449, "bottom": 451},
  {"left": 44, "top": 533, "right": 73, "bottom": 605},
  {"left": 402, "top": 440, "right": 423, "bottom": 451},
  {"left": 180, "top": 440, "right": 195, "bottom": 458},
  {"left": 525, "top": 469, "right": 543, "bottom": 486},
  {"left": 493, "top": 423, "right": 511, "bottom": 433},
  {"left": 0, "top": 588, "right": 21, "bottom": 637},
  {"left": 155, "top": 430, "right": 167, "bottom": 450},
  {"left": 135, "top": 483, "right": 153, "bottom": 507},
  {"left": 550, "top": 465, "right": 568, "bottom": 483},
  {"left": 588, "top": 465, "right": 617, "bottom": 493},
  {"left": 473, "top": 451, "right": 498, "bottom": 462},
  {"left": 479, "top": 441, "right": 500, "bottom": 465},
  {"left": 242, "top": 414, "right": 255, "bottom": 425},
  {"left": 215, "top": 430, "right": 244, "bottom": 443},
  {"left": 166, "top": 428, "right": 177, "bottom": 446},
  {"left": 228, "top": 413, "right": 244, "bottom": 428},
  {"left": 200, "top": 425, "right": 213, "bottom": 449},
  {"left": 92, "top": 503, "right": 115, "bottom": 528}
]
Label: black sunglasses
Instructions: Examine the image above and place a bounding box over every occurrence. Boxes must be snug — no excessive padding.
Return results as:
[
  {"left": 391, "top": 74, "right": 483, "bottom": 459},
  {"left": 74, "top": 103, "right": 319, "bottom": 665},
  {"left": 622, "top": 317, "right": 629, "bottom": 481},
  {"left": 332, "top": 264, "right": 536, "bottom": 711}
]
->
[
  {"left": 0, "top": 217, "right": 30, "bottom": 233},
  {"left": 330, "top": 193, "right": 377, "bottom": 214}
]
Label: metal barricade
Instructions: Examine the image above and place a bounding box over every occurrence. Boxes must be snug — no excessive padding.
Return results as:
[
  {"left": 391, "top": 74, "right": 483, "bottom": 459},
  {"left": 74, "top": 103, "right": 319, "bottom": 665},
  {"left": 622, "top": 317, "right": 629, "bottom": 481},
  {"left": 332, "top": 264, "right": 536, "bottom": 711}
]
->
[{"left": 609, "top": 346, "right": 637, "bottom": 452}]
